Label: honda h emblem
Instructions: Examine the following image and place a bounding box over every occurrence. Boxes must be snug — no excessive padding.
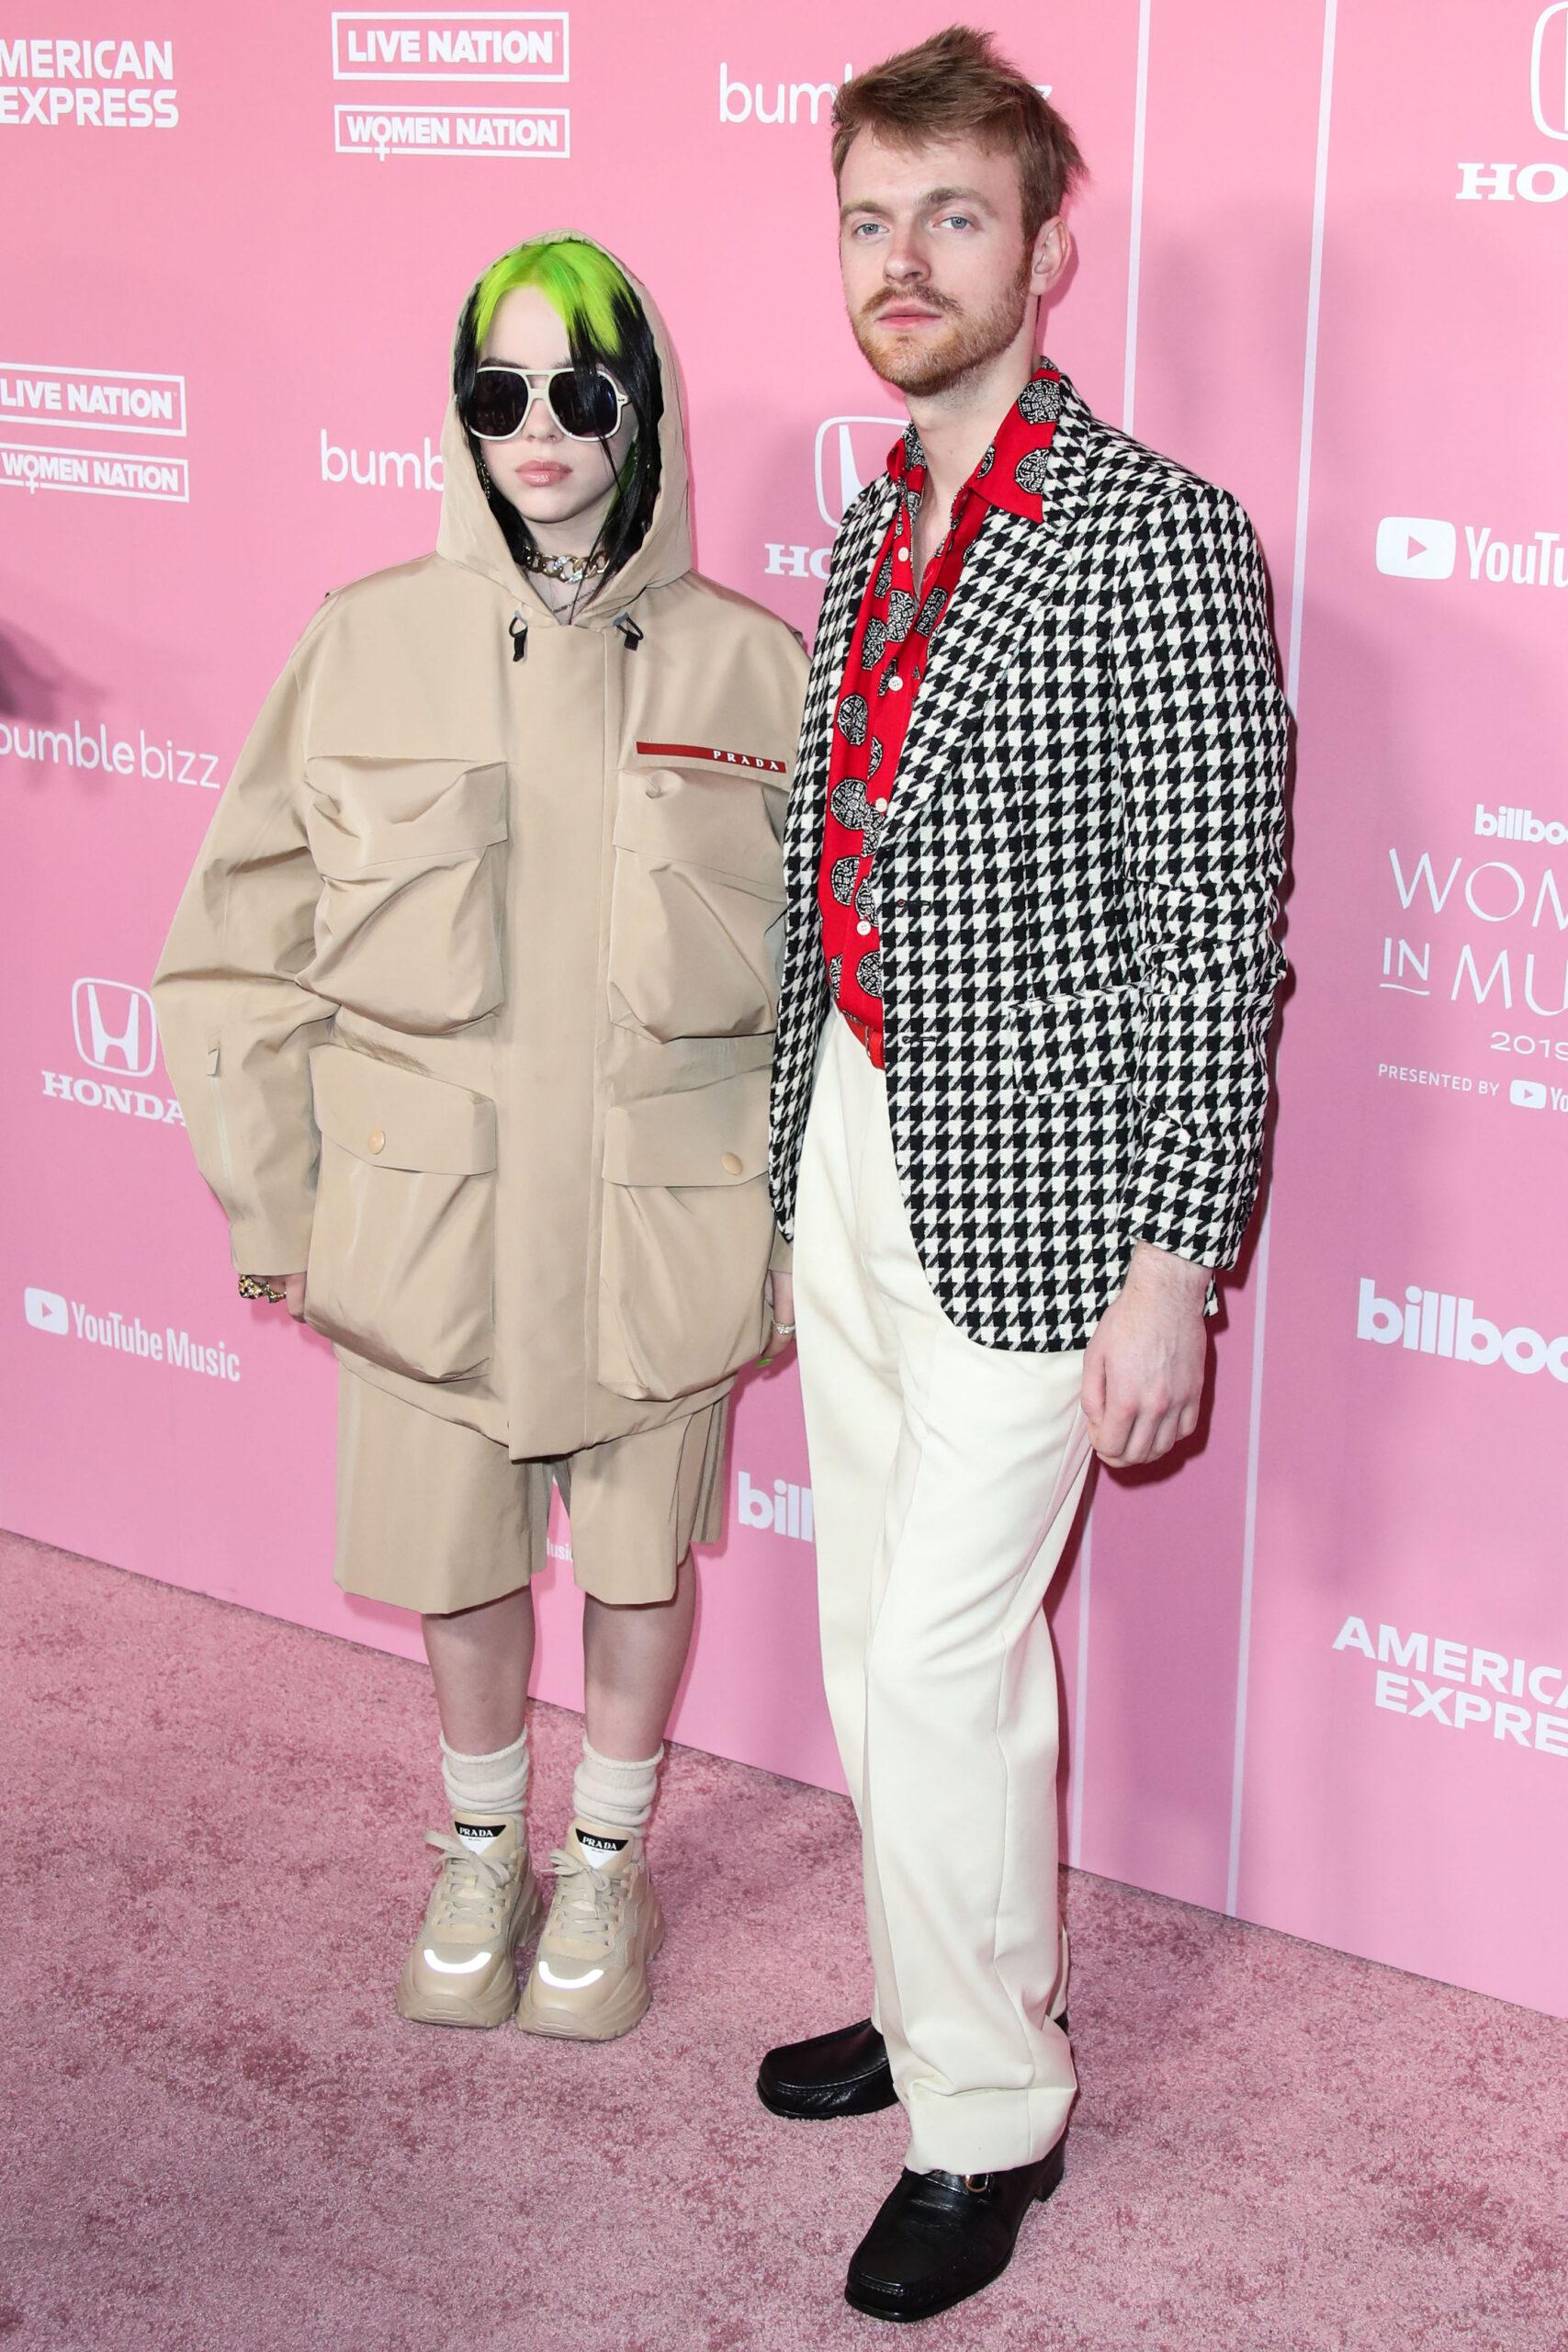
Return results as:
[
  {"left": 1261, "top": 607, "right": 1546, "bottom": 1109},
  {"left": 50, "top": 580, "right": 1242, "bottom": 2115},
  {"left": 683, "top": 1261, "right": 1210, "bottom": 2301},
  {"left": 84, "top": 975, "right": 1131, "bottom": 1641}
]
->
[
  {"left": 813, "top": 415, "right": 904, "bottom": 531},
  {"left": 1534, "top": 2, "right": 1568, "bottom": 139},
  {"left": 72, "top": 978, "right": 158, "bottom": 1077}
]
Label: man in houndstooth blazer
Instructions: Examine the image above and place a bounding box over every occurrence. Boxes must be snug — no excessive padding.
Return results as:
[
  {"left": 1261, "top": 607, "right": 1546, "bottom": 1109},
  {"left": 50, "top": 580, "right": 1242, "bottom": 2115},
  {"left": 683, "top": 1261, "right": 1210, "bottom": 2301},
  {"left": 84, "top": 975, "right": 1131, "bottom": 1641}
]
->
[
  {"left": 754, "top": 31, "right": 1289, "bottom": 2328},
  {"left": 767, "top": 379, "right": 1288, "bottom": 1351}
]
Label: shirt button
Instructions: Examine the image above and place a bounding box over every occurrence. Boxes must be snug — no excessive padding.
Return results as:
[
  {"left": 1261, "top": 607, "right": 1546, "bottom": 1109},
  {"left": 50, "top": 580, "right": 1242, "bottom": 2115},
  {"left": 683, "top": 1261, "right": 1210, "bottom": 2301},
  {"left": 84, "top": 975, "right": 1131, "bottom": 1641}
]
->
[
  {"left": 897, "top": 548, "right": 910, "bottom": 562},
  {"left": 367, "top": 1127, "right": 386, "bottom": 1155},
  {"left": 856, "top": 921, "right": 871, "bottom": 935},
  {"left": 720, "top": 1151, "right": 743, "bottom": 1176},
  {"left": 887, "top": 674, "right": 904, "bottom": 692}
]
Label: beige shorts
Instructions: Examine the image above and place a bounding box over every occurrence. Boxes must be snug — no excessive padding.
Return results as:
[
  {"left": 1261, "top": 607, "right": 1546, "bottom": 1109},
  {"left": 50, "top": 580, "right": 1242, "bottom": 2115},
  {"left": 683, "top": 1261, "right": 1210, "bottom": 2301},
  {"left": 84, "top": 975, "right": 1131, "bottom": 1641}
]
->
[{"left": 334, "top": 1372, "right": 731, "bottom": 1613}]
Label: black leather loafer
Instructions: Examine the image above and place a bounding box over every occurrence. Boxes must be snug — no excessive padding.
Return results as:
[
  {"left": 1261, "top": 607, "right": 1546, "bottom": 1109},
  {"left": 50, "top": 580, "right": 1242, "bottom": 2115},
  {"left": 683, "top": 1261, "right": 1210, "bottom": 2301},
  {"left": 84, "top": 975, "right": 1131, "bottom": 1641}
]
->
[
  {"left": 756, "top": 2018, "right": 897, "bottom": 2118},
  {"left": 756, "top": 2011, "right": 1068, "bottom": 2124},
  {"left": 751, "top": 2013, "right": 1066, "bottom": 2126},
  {"left": 844, "top": 2136, "right": 1066, "bottom": 2323}
]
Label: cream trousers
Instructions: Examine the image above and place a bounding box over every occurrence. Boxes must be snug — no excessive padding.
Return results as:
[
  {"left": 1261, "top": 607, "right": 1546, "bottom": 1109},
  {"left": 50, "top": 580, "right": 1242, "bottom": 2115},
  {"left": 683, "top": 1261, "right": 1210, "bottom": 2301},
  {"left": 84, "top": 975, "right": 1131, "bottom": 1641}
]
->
[{"left": 794, "top": 1011, "right": 1093, "bottom": 2176}]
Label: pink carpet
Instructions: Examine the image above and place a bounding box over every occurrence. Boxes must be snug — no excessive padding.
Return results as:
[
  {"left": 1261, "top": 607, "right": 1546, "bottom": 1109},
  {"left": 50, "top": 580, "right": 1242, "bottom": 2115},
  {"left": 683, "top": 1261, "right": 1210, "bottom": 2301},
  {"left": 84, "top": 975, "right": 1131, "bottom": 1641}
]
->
[{"left": 2, "top": 1529, "right": 1562, "bottom": 2351}]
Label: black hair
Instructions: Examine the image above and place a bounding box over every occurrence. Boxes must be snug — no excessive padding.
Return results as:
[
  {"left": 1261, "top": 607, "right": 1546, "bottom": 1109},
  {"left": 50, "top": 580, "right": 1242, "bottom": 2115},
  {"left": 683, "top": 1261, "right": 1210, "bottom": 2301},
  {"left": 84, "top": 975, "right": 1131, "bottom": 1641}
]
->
[{"left": 452, "top": 253, "right": 663, "bottom": 601}]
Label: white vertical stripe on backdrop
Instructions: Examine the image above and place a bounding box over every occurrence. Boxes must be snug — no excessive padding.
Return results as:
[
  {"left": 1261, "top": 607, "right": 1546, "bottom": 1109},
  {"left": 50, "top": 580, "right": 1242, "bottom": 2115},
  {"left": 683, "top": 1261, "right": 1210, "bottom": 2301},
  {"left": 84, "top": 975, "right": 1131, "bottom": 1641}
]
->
[
  {"left": 1225, "top": 0, "right": 1341, "bottom": 1920},
  {"left": 1068, "top": 0, "right": 1155, "bottom": 1863},
  {"left": 1067, "top": 1516, "right": 1096, "bottom": 1866},
  {"left": 1121, "top": 0, "right": 1154, "bottom": 434}
]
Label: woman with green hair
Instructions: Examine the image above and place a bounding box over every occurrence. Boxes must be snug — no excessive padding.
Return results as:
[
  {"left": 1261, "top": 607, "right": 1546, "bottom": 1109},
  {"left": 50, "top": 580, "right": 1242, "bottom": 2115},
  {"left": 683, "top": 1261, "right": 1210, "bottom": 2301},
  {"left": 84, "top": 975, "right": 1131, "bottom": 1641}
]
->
[{"left": 155, "top": 233, "right": 806, "bottom": 2041}]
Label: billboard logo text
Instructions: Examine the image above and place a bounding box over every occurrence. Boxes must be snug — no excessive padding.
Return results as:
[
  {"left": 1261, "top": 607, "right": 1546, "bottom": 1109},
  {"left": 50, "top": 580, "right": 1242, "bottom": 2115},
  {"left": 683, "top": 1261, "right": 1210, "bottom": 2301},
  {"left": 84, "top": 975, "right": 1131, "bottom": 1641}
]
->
[
  {"left": 1358, "top": 1277, "right": 1568, "bottom": 1380},
  {"left": 738, "top": 1468, "right": 814, "bottom": 1542}
]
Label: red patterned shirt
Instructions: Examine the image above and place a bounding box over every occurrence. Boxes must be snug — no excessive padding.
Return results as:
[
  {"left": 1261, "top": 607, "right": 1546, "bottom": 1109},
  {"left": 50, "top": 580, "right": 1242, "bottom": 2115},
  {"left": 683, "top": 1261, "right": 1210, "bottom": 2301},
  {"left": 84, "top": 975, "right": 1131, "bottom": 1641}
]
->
[{"left": 818, "top": 362, "right": 1064, "bottom": 1068}]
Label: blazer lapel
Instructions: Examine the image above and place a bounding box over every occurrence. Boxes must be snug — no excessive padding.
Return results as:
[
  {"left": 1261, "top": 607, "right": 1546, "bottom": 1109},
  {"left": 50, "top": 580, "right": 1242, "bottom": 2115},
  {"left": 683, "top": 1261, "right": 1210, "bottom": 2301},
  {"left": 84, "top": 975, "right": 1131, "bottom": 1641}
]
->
[
  {"left": 784, "top": 480, "right": 894, "bottom": 892},
  {"left": 881, "top": 374, "right": 1093, "bottom": 846}
]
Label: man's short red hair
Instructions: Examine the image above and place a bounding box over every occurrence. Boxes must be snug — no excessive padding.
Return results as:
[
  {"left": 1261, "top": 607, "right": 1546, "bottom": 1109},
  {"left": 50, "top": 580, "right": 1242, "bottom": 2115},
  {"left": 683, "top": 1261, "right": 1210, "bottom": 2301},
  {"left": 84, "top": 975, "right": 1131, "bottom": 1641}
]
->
[{"left": 831, "top": 26, "right": 1085, "bottom": 238}]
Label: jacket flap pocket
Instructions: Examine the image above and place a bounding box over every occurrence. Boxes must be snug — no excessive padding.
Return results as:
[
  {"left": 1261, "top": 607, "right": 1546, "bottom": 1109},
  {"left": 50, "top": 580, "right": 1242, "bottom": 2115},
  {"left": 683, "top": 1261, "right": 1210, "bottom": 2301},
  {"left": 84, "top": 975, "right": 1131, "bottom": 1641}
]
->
[
  {"left": 310, "top": 1046, "right": 497, "bottom": 1173},
  {"left": 614, "top": 764, "right": 784, "bottom": 894},
  {"left": 603, "top": 1070, "right": 769, "bottom": 1187},
  {"left": 304, "top": 757, "right": 507, "bottom": 870},
  {"left": 1009, "top": 989, "right": 1140, "bottom": 1091}
]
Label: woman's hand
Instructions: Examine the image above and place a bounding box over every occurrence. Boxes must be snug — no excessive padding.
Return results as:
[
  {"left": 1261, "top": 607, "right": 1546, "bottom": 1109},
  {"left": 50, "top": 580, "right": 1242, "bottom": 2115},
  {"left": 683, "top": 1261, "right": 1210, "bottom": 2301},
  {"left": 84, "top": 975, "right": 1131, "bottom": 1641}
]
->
[
  {"left": 247, "top": 1273, "right": 308, "bottom": 1321},
  {"left": 761, "top": 1269, "right": 796, "bottom": 1363}
]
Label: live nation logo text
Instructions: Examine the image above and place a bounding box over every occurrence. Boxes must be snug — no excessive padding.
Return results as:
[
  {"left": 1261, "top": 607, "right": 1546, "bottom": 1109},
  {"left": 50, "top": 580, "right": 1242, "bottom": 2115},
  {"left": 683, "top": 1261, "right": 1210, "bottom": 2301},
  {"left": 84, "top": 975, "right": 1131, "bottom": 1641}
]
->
[
  {"left": 0, "top": 361, "right": 189, "bottom": 502},
  {"left": 331, "top": 10, "right": 570, "bottom": 160}
]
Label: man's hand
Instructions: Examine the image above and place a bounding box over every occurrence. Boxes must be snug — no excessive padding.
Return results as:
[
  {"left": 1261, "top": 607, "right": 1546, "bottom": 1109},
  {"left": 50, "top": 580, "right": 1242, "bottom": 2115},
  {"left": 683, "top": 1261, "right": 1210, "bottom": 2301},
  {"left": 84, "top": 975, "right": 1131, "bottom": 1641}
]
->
[{"left": 1081, "top": 1243, "right": 1210, "bottom": 1467}]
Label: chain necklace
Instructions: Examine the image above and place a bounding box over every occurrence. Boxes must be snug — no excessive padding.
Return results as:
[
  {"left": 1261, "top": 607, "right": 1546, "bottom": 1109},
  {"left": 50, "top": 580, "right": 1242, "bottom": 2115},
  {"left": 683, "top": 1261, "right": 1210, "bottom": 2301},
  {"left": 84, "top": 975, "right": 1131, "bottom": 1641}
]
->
[{"left": 521, "top": 545, "right": 609, "bottom": 584}]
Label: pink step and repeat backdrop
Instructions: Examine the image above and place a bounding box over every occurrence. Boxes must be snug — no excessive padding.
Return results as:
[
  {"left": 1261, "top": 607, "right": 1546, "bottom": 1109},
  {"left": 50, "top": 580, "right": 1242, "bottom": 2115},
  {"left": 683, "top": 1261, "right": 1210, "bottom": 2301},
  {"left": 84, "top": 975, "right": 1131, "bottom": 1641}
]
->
[{"left": 3, "top": 1, "right": 1564, "bottom": 2014}]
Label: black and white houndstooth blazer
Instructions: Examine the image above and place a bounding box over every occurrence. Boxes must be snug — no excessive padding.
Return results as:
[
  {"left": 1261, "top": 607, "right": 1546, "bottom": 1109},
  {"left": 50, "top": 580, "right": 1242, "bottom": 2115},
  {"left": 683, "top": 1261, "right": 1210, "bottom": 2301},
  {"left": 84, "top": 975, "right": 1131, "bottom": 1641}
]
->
[{"left": 767, "top": 367, "right": 1290, "bottom": 1351}]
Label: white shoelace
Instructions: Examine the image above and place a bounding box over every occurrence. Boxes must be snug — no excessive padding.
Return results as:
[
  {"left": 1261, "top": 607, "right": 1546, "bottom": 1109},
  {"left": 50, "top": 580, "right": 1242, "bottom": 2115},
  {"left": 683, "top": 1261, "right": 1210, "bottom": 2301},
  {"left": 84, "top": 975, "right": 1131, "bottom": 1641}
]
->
[
  {"left": 423, "top": 1828, "right": 513, "bottom": 1935},
  {"left": 543, "top": 1849, "right": 625, "bottom": 1951}
]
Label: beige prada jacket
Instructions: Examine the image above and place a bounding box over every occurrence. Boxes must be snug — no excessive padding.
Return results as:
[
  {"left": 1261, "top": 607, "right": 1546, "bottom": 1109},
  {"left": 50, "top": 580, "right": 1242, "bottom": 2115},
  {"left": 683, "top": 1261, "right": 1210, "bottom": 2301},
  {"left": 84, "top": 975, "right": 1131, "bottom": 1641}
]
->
[{"left": 154, "top": 238, "right": 807, "bottom": 1458}]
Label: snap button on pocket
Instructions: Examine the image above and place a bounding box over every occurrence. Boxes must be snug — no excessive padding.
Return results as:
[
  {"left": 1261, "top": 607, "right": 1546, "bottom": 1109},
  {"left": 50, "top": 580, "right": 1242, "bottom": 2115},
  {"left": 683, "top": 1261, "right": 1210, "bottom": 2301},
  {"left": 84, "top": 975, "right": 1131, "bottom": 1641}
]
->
[
  {"left": 720, "top": 1151, "right": 743, "bottom": 1175},
  {"left": 367, "top": 1127, "right": 387, "bottom": 1155}
]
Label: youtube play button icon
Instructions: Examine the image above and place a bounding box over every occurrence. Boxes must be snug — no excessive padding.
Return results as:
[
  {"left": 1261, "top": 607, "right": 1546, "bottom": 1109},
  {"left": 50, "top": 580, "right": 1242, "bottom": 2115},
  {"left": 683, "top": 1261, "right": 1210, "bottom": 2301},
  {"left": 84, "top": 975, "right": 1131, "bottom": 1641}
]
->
[{"left": 1375, "top": 515, "right": 1457, "bottom": 579}]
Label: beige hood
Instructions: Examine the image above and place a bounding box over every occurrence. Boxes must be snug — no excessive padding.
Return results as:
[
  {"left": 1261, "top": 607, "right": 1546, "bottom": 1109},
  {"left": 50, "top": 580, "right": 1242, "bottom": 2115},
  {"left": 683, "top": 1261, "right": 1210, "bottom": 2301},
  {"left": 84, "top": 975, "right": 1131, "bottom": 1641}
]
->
[{"left": 434, "top": 228, "right": 693, "bottom": 630}]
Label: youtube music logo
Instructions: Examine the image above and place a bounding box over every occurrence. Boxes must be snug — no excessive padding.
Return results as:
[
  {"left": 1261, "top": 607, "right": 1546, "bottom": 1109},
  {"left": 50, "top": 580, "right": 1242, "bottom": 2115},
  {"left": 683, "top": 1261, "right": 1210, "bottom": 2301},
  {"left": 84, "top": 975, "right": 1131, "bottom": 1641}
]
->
[{"left": 1376, "top": 515, "right": 1458, "bottom": 579}]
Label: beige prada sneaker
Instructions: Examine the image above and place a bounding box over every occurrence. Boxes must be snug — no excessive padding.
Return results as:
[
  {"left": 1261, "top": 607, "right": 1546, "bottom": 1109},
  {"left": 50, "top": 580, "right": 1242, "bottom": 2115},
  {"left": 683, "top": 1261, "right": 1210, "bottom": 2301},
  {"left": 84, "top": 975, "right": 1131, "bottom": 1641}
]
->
[
  {"left": 395, "top": 1814, "right": 544, "bottom": 2030},
  {"left": 515, "top": 1823, "right": 665, "bottom": 2041}
]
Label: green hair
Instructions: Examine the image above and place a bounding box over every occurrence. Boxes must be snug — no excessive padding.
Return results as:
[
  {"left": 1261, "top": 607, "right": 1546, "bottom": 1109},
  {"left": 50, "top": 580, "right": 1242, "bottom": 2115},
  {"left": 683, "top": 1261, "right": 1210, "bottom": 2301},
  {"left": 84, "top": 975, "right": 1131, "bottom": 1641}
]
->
[
  {"left": 472, "top": 236, "right": 635, "bottom": 356},
  {"left": 455, "top": 234, "right": 665, "bottom": 594}
]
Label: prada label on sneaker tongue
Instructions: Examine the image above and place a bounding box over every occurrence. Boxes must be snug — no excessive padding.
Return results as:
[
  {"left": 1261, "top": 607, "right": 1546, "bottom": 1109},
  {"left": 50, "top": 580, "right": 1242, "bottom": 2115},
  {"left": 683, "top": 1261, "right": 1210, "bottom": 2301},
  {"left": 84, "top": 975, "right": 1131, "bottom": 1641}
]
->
[
  {"left": 453, "top": 1820, "right": 506, "bottom": 1846},
  {"left": 576, "top": 1830, "right": 628, "bottom": 1868}
]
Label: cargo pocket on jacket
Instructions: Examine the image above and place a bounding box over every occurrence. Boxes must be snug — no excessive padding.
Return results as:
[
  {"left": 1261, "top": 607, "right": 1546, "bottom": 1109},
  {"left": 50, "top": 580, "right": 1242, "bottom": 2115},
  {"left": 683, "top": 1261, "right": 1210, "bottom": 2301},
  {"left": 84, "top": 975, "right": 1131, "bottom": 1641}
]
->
[
  {"left": 304, "top": 1046, "right": 496, "bottom": 1383},
  {"left": 606, "top": 763, "right": 785, "bottom": 1043},
  {"left": 301, "top": 757, "right": 508, "bottom": 1035},
  {"left": 597, "top": 1068, "right": 773, "bottom": 1402}
]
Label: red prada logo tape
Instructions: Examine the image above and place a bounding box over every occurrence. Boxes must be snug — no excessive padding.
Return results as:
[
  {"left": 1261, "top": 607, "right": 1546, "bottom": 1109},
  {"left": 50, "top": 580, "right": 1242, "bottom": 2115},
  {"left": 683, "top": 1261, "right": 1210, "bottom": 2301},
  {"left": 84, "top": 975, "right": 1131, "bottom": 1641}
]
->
[{"left": 637, "top": 741, "right": 786, "bottom": 775}]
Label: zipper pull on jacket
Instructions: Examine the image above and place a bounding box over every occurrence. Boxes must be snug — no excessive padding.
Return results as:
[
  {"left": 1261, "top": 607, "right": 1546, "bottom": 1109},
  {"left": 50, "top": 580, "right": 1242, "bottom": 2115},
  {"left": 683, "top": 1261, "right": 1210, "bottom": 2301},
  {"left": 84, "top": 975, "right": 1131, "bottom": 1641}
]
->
[
  {"left": 615, "top": 613, "right": 643, "bottom": 652},
  {"left": 510, "top": 610, "right": 528, "bottom": 662}
]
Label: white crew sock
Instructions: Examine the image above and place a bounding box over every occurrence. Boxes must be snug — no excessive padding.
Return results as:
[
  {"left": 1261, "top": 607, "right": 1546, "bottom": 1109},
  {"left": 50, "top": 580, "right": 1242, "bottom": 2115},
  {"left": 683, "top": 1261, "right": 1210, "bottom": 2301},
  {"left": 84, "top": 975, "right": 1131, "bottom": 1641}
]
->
[
  {"left": 440, "top": 1724, "right": 529, "bottom": 1845},
  {"left": 571, "top": 1736, "right": 662, "bottom": 1862}
]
